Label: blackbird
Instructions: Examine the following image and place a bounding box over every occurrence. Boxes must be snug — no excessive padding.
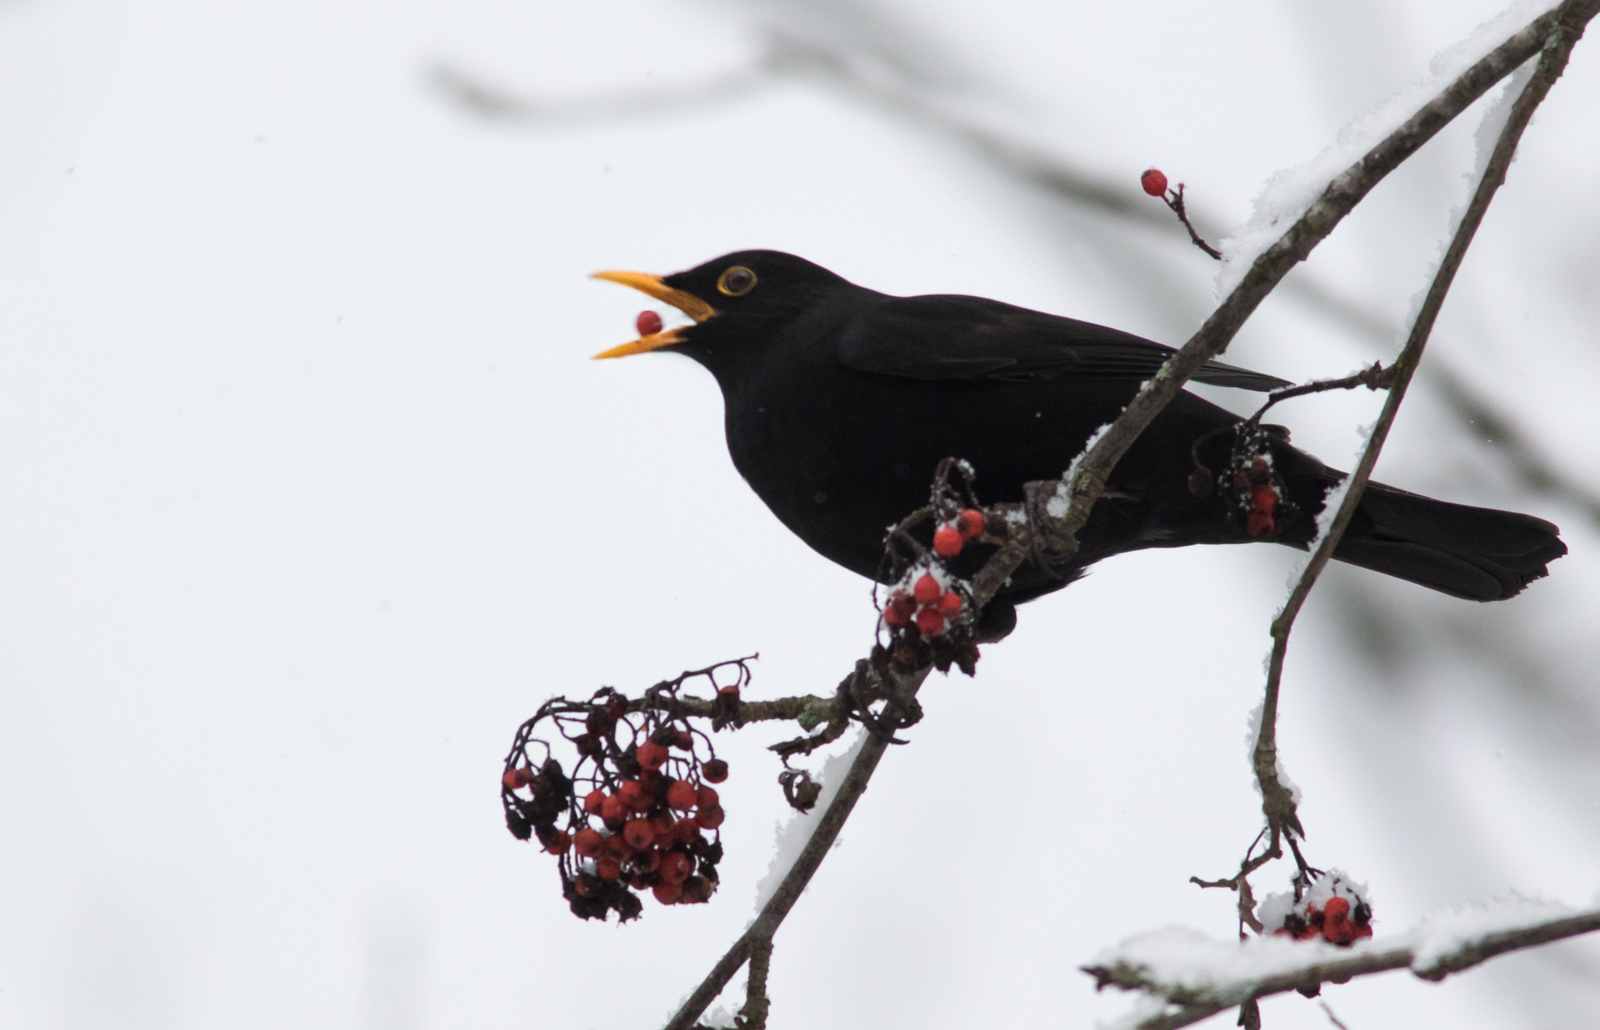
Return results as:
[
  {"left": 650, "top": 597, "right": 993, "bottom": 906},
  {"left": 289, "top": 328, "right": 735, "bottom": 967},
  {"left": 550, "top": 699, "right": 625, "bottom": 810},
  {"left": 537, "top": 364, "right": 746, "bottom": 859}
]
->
[{"left": 593, "top": 250, "right": 1565, "bottom": 631}]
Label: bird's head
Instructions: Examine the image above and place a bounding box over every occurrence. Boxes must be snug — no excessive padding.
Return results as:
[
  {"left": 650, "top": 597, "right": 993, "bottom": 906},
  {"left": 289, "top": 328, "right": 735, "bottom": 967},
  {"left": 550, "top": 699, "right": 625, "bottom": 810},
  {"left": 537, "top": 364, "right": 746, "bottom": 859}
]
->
[{"left": 591, "top": 250, "right": 856, "bottom": 373}]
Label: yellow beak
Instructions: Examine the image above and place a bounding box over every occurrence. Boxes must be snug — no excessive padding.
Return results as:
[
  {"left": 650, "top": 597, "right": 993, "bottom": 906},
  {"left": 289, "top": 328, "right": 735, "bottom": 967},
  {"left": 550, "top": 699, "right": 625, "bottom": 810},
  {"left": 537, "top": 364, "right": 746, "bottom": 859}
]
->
[{"left": 590, "top": 270, "right": 718, "bottom": 359}]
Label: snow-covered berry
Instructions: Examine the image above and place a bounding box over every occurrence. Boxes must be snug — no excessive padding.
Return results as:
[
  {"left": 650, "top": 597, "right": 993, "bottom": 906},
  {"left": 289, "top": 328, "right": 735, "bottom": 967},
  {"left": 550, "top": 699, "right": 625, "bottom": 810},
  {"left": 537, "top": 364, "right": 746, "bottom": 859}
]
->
[
  {"left": 913, "top": 573, "right": 941, "bottom": 605},
  {"left": 938, "top": 591, "right": 962, "bottom": 617},
  {"left": 915, "top": 608, "right": 945, "bottom": 637}
]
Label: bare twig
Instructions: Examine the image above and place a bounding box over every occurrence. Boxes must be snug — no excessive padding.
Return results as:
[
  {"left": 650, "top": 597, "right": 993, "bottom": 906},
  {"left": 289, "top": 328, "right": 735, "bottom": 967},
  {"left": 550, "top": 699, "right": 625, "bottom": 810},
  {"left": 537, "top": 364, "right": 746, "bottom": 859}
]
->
[{"left": 1250, "top": 0, "right": 1595, "bottom": 843}]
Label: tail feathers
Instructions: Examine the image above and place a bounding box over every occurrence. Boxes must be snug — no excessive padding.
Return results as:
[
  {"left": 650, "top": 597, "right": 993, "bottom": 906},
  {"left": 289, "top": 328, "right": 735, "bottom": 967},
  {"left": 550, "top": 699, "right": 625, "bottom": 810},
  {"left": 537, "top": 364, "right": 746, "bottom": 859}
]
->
[{"left": 1332, "top": 483, "right": 1567, "bottom": 601}]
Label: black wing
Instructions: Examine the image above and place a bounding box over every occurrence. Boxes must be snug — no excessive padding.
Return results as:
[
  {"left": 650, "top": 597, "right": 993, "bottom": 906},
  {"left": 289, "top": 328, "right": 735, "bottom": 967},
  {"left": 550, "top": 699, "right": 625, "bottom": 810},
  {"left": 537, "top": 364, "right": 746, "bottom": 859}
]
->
[{"left": 836, "top": 294, "right": 1290, "bottom": 391}]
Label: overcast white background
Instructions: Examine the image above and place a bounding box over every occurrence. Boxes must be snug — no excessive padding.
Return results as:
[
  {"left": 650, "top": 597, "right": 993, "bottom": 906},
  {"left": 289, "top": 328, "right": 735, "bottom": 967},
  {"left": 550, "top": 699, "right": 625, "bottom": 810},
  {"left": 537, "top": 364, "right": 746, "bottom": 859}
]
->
[{"left": 1, "top": 0, "right": 1597, "bottom": 1027}]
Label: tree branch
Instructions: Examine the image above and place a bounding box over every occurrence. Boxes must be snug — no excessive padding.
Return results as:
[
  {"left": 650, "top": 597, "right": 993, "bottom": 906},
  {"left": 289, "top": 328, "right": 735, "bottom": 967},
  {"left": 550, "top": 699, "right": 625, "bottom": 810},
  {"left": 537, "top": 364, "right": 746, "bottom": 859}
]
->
[
  {"left": 1251, "top": 0, "right": 1595, "bottom": 843},
  {"left": 661, "top": 664, "right": 933, "bottom": 1030},
  {"left": 1085, "top": 907, "right": 1600, "bottom": 1030}
]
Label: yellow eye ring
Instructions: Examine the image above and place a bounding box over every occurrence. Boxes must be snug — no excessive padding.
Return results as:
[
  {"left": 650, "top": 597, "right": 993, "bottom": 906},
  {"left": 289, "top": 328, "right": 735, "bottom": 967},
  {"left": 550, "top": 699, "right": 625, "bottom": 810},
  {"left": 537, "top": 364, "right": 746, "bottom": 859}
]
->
[{"left": 716, "top": 266, "right": 758, "bottom": 297}]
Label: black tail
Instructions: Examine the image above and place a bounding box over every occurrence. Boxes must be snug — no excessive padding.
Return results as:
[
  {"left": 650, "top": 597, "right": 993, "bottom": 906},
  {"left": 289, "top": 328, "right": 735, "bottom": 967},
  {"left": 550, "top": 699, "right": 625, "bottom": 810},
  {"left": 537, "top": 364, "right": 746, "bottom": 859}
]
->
[{"left": 1332, "top": 482, "right": 1566, "bottom": 601}]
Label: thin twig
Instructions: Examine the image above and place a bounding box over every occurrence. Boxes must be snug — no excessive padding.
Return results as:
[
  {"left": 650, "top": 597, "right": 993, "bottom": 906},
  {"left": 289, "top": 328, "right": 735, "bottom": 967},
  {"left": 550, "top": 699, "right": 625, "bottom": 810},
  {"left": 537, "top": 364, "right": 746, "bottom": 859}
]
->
[{"left": 1251, "top": 0, "right": 1595, "bottom": 842}]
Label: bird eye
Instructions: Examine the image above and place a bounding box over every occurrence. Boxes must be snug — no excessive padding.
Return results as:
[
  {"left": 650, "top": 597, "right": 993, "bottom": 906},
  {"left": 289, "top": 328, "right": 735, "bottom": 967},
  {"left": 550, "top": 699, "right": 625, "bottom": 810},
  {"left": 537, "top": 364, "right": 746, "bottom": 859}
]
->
[{"left": 717, "top": 266, "right": 758, "bottom": 297}]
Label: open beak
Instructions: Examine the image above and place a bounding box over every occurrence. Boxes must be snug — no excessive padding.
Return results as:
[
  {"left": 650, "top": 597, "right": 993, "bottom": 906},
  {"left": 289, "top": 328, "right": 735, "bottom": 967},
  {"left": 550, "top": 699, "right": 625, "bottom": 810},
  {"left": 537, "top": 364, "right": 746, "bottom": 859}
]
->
[{"left": 590, "top": 270, "right": 718, "bottom": 359}]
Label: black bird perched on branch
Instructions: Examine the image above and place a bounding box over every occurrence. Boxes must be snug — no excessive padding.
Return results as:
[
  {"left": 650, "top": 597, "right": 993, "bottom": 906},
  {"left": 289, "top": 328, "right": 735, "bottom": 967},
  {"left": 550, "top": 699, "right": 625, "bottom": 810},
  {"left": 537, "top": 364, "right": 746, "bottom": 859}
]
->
[{"left": 593, "top": 250, "right": 1565, "bottom": 630}]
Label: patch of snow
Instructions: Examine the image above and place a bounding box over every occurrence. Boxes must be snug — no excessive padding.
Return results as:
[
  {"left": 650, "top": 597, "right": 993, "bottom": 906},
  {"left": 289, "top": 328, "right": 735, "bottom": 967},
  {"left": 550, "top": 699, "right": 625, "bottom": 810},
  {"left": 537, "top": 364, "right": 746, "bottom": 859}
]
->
[
  {"left": 1090, "top": 926, "right": 1360, "bottom": 1006},
  {"left": 1215, "top": 0, "right": 1561, "bottom": 299},
  {"left": 751, "top": 727, "right": 867, "bottom": 914},
  {"left": 1046, "top": 421, "right": 1114, "bottom": 518},
  {"left": 1409, "top": 893, "right": 1575, "bottom": 974}
]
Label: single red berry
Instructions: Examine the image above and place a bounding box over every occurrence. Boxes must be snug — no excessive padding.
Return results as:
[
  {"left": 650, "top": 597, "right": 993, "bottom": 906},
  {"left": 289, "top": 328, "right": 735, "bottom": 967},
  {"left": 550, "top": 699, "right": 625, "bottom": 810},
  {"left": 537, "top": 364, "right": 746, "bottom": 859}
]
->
[
  {"left": 915, "top": 608, "right": 945, "bottom": 637},
  {"left": 1141, "top": 168, "right": 1168, "bottom": 196},
  {"left": 543, "top": 830, "right": 571, "bottom": 855},
  {"left": 583, "top": 789, "right": 605, "bottom": 815},
  {"left": 637, "top": 741, "right": 669, "bottom": 772},
  {"left": 696, "top": 784, "right": 719, "bottom": 809},
  {"left": 618, "top": 779, "right": 652, "bottom": 814},
  {"left": 696, "top": 804, "right": 725, "bottom": 830},
  {"left": 681, "top": 875, "right": 715, "bottom": 904},
  {"left": 636, "top": 310, "right": 663, "bottom": 336},
  {"left": 601, "top": 833, "right": 633, "bottom": 861},
  {"left": 718, "top": 683, "right": 740, "bottom": 698},
  {"left": 600, "top": 794, "right": 629, "bottom": 823},
  {"left": 596, "top": 857, "right": 623, "bottom": 880},
  {"left": 938, "top": 591, "right": 962, "bottom": 617},
  {"left": 501, "top": 767, "right": 530, "bottom": 790},
  {"left": 933, "top": 525, "right": 963, "bottom": 556},
  {"left": 660, "top": 851, "right": 693, "bottom": 885},
  {"left": 666, "top": 780, "right": 699, "bottom": 811},
  {"left": 672, "top": 818, "right": 702, "bottom": 846},
  {"left": 623, "top": 817, "right": 656, "bottom": 850},
  {"left": 673, "top": 729, "right": 693, "bottom": 749},
  {"left": 635, "top": 848, "right": 662, "bottom": 874},
  {"left": 913, "top": 573, "right": 941, "bottom": 605},
  {"left": 957, "top": 509, "right": 986, "bottom": 539},
  {"left": 702, "top": 758, "right": 729, "bottom": 783},
  {"left": 639, "top": 768, "right": 662, "bottom": 793},
  {"left": 573, "top": 828, "right": 603, "bottom": 858},
  {"left": 884, "top": 593, "right": 915, "bottom": 628},
  {"left": 653, "top": 880, "right": 684, "bottom": 904}
]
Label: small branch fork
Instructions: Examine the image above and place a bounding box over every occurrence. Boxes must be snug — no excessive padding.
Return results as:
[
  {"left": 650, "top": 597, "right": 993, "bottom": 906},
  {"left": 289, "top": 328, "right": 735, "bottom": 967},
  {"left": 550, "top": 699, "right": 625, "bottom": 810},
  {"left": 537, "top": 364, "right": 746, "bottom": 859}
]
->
[{"left": 1085, "top": 908, "right": 1600, "bottom": 1030}]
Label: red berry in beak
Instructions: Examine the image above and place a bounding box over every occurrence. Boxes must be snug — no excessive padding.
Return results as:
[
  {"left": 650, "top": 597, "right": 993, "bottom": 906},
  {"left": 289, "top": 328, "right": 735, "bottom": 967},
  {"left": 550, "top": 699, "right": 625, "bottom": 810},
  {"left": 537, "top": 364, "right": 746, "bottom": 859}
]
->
[{"left": 636, "top": 310, "right": 663, "bottom": 336}]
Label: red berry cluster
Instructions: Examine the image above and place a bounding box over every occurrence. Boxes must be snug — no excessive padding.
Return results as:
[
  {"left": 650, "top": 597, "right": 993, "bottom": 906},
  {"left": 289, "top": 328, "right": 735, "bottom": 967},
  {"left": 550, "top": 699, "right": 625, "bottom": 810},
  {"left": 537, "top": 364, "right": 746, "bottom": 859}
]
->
[
  {"left": 1274, "top": 895, "right": 1373, "bottom": 947},
  {"left": 931, "top": 508, "right": 987, "bottom": 557},
  {"left": 502, "top": 659, "right": 751, "bottom": 922},
  {"left": 1140, "top": 168, "right": 1169, "bottom": 197},
  {"left": 884, "top": 571, "right": 964, "bottom": 638},
  {"left": 1235, "top": 455, "right": 1280, "bottom": 539},
  {"left": 1261, "top": 871, "right": 1374, "bottom": 948}
]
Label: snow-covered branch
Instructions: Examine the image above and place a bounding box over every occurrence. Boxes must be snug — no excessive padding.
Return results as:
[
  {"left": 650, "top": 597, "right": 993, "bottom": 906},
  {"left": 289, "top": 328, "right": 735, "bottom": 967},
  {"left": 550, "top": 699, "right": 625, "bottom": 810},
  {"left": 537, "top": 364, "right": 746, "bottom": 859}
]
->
[{"left": 1086, "top": 899, "right": 1600, "bottom": 1030}]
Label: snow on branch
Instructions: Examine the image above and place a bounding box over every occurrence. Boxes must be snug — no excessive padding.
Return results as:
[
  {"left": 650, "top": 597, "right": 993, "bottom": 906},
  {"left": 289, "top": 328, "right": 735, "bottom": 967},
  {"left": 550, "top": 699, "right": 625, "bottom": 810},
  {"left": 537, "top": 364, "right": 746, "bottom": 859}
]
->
[{"left": 1086, "top": 899, "right": 1600, "bottom": 1030}]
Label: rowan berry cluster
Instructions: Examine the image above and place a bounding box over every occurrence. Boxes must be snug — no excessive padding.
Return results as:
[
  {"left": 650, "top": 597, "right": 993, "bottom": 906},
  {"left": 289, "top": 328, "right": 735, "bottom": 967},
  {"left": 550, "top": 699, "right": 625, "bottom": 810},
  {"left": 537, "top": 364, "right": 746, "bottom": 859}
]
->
[
  {"left": 1236, "top": 455, "right": 1281, "bottom": 539},
  {"left": 1223, "top": 425, "right": 1289, "bottom": 540},
  {"left": 1259, "top": 871, "right": 1374, "bottom": 947},
  {"left": 501, "top": 660, "right": 750, "bottom": 922}
]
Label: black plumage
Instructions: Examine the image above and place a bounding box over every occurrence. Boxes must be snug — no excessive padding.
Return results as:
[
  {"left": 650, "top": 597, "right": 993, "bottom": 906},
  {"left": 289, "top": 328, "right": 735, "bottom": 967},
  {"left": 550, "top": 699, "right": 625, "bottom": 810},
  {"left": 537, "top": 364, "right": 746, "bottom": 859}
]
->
[{"left": 594, "top": 250, "right": 1565, "bottom": 622}]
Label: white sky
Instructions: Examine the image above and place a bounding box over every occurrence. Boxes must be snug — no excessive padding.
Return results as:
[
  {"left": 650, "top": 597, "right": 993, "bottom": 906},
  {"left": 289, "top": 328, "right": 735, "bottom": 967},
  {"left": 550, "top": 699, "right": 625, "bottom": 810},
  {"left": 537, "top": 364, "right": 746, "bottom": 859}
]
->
[{"left": 1, "top": 1, "right": 1597, "bottom": 1028}]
